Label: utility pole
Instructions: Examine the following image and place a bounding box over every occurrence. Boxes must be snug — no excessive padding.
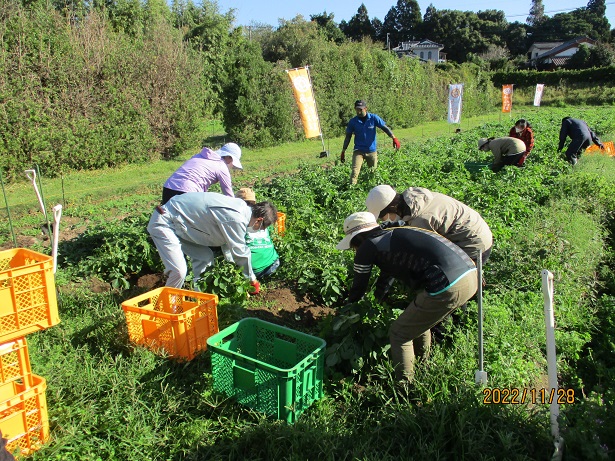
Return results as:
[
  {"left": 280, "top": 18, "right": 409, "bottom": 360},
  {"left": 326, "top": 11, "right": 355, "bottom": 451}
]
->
[{"left": 387, "top": 33, "right": 390, "bottom": 52}]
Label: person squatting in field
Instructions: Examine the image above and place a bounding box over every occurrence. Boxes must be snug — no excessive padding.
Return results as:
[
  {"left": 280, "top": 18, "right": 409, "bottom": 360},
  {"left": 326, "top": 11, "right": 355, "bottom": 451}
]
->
[
  {"left": 557, "top": 117, "right": 604, "bottom": 166},
  {"left": 235, "top": 188, "right": 280, "bottom": 279},
  {"left": 337, "top": 212, "right": 478, "bottom": 381},
  {"left": 508, "top": 119, "right": 535, "bottom": 167},
  {"left": 161, "top": 143, "right": 243, "bottom": 205},
  {"left": 365, "top": 185, "right": 492, "bottom": 265},
  {"left": 340, "top": 100, "right": 400, "bottom": 185},
  {"left": 147, "top": 192, "right": 277, "bottom": 295},
  {"left": 477, "top": 136, "right": 527, "bottom": 172}
]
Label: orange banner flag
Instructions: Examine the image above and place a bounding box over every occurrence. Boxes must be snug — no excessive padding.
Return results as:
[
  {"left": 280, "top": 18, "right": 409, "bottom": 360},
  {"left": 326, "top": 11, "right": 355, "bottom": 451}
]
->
[
  {"left": 502, "top": 84, "right": 513, "bottom": 113},
  {"left": 287, "top": 67, "right": 321, "bottom": 139}
]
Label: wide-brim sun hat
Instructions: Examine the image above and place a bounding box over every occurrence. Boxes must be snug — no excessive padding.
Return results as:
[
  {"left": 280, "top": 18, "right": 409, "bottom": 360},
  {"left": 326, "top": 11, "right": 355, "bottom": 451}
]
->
[
  {"left": 217, "top": 142, "right": 243, "bottom": 169},
  {"left": 477, "top": 138, "right": 489, "bottom": 150},
  {"left": 336, "top": 212, "right": 379, "bottom": 250},
  {"left": 366, "top": 185, "right": 397, "bottom": 219}
]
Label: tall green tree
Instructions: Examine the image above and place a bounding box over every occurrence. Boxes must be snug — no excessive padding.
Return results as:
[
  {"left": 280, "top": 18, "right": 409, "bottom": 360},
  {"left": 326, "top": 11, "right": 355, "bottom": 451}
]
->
[
  {"left": 504, "top": 22, "right": 530, "bottom": 58},
  {"left": 382, "top": 0, "right": 422, "bottom": 46},
  {"left": 527, "top": 0, "right": 545, "bottom": 26},
  {"left": 586, "top": 0, "right": 606, "bottom": 17},
  {"left": 340, "top": 4, "right": 375, "bottom": 42},
  {"left": 420, "top": 9, "right": 490, "bottom": 62},
  {"left": 310, "top": 11, "right": 346, "bottom": 44}
]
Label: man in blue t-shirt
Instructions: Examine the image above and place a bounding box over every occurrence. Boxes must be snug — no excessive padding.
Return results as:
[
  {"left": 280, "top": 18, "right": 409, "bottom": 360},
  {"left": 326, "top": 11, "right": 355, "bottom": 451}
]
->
[{"left": 340, "top": 100, "right": 400, "bottom": 185}]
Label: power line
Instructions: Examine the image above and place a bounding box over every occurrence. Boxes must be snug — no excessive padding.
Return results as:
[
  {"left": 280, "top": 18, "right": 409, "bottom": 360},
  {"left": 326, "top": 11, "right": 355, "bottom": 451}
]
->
[{"left": 506, "top": 2, "right": 615, "bottom": 19}]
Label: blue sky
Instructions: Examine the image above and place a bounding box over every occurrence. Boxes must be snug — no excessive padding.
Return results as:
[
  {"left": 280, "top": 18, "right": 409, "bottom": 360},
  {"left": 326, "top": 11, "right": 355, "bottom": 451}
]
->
[{"left": 214, "top": 0, "right": 615, "bottom": 30}]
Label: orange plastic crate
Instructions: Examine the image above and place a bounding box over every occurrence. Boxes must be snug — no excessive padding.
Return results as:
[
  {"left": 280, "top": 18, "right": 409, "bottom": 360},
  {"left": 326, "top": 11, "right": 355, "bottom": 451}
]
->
[
  {"left": 586, "top": 141, "right": 615, "bottom": 156},
  {"left": 275, "top": 212, "right": 286, "bottom": 236},
  {"left": 0, "top": 374, "right": 49, "bottom": 456},
  {"left": 0, "top": 338, "right": 33, "bottom": 392},
  {"left": 122, "top": 288, "right": 219, "bottom": 361},
  {"left": 0, "top": 249, "right": 60, "bottom": 344}
]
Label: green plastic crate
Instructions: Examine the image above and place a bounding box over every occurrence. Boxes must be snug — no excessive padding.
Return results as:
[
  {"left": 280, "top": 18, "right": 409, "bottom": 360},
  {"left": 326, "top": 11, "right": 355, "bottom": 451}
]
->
[
  {"left": 207, "top": 318, "right": 325, "bottom": 423},
  {"left": 464, "top": 161, "right": 492, "bottom": 173}
]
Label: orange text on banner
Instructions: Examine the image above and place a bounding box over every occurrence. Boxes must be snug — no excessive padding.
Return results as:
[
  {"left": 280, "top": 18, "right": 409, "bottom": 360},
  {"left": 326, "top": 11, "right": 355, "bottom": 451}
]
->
[
  {"left": 502, "top": 84, "right": 513, "bottom": 113},
  {"left": 287, "top": 68, "right": 321, "bottom": 139}
]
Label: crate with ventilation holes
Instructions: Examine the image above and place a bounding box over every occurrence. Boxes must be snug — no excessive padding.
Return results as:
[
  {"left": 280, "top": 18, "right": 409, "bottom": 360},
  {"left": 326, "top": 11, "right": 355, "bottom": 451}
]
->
[
  {"left": 207, "top": 318, "right": 325, "bottom": 423},
  {"left": 122, "top": 287, "right": 219, "bottom": 360},
  {"left": 0, "top": 249, "right": 60, "bottom": 344}
]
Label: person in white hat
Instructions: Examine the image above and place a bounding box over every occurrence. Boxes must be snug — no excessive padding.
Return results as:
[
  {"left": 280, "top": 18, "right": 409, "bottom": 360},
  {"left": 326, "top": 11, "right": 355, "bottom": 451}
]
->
[
  {"left": 477, "top": 136, "right": 526, "bottom": 172},
  {"left": 366, "top": 185, "right": 492, "bottom": 264},
  {"left": 161, "top": 142, "right": 243, "bottom": 204},
  {"left": 337, "top": 211, "right": 477, "bottom": 380}
]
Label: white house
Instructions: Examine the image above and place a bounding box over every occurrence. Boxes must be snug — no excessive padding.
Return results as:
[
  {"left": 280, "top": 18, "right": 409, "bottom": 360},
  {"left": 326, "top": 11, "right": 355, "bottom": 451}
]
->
[
  {"left": 392, "top": 40, "right": 446, "bottom": 63},
  {"left": 528, "top": 36, "right": 597, "bottom": 69}
]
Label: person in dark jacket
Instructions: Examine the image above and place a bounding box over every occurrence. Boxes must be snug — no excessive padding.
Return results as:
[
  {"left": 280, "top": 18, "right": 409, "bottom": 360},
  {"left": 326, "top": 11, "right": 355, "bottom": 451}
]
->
[
  {"left": 508, "top": 119, "right": 534, "bottom": 167},
  {"left": 336, "top": 212, "right": 477, "bottom": 381},
  {"left": 558, "top": 117, "right": 604, "bottom": 165}
]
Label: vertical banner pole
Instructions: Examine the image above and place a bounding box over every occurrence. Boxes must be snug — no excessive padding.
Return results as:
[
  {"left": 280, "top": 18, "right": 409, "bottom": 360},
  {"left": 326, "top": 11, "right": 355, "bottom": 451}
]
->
[
  {"left": 305, "top": 66, "right": 327, "bottom": 156},
  {"left": 475, "top": 251, "right": 487, "bottom": 385},
  {"left": 287, "top": 66, "right": 327, "bottom": 157},
  {"left": 541, "top": 269, "right": 564, "bottom": 460},
  {"left": 0, "top": 170, "right": 17, "bottom": 247}
]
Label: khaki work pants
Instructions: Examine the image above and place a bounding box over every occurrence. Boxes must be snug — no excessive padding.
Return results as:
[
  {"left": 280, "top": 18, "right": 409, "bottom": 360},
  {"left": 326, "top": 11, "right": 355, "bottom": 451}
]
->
[
  {"left": 350, "top": 150, "right": 377, "bottom": 184},
  {"left": 389, "top": 271, "right": 478, "bottom": 380}
]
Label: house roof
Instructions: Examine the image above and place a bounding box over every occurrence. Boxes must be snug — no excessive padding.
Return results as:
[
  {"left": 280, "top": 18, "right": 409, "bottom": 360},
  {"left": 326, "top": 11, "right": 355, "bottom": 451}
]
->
[
  {"left": 393, "top": 39, "right": 444, "bottom": 52},
  {"left": 530, "top": 42, "right": 564, "bottom": 51},
  {"left": 536, "top": 36, "right": 596, "bottom": 59}
]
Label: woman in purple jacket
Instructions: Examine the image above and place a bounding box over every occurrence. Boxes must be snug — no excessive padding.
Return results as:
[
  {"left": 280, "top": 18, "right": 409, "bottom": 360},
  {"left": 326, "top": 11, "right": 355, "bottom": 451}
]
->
[{"left": 161, "top": 143, "right": 242, "bottom": 204}]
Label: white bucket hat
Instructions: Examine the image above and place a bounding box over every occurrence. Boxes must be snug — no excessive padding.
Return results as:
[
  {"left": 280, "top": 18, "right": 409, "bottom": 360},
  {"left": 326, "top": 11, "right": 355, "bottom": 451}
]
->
[
  {"left": 217, "top": 143, "right": 243, "bottom": 169},
  {"left": 366, "top": 185, "right": 397, "bottom": 219},
  {"left": 336, "top": 212, "right": 379, "bottom": 250}
]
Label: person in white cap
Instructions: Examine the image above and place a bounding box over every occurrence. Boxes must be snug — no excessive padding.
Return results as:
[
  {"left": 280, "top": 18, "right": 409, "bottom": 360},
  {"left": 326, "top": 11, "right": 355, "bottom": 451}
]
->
[
  {"left": 337, "top": 211, "right": 477, "bottom": 380},
  {"left": 161, "top": 143, "right": 243, "bottom": 204},
  {"left": 148, "top": 191, "right": 277, "bottom": 294},
  {"left": 477, "top": 136, "right": 526, "bottom": 172},
  {"left": 366, "top": 185, "right": 492, "bottom": 264}
]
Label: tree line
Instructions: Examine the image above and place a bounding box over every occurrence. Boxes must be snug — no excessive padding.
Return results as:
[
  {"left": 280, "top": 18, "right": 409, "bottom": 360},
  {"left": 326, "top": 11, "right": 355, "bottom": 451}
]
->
[
  {"left": 327, "top": 0, "right": 614, "bottom": 66},
  {"left": 0, "top": 0, "right": 612, "bottom": 180}
]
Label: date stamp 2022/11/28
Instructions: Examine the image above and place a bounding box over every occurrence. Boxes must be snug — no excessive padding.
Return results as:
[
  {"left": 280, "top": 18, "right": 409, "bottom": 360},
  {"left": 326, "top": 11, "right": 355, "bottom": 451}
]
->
[{"left": 482, "top": 388, "right": 576, "bottom": 405}]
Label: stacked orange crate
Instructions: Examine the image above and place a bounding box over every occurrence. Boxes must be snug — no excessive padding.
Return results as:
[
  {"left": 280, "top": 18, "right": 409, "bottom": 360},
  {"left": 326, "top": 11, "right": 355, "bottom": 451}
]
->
[{"left": 0, "top": 249, "right": 59, "bottom": 456}]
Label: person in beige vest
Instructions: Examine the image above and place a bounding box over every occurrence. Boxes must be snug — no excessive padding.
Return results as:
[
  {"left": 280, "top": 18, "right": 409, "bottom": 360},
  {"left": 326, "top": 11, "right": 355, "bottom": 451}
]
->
[
  {"left": 477, "top": 136, "right": 527, "bottom": 172},
  {"left": 366, "top": 185, "right": 493, "bottom": 264}
]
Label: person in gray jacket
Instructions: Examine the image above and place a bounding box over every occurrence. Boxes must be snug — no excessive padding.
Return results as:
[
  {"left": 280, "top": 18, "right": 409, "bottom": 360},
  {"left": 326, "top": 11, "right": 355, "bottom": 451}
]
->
[
  {"left": 366, "top": 185, "right": 492, "bottom": 264},
  {"left": 557, "top": 117, "right": 604, "bottom": 165},
  {"left": 147, "top": 192, "right": 277, "bottom": 293},
  {"left": 477, "top": 136, "right": 527, "bottom": 172}
]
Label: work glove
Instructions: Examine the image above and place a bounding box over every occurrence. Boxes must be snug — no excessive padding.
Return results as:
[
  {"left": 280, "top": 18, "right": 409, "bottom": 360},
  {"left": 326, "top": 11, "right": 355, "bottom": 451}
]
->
[
  {"left": 392, "top": 137, "right": 401, "bottom": 150},
  {"left": 598, "top": 143, "right": 605, "bottom": 150},
  {"left": 340, "top": 151, "right": 346, "bottom": 163},
  {"left": 249, "top": 280, "right": 261, "bottom": 295}
]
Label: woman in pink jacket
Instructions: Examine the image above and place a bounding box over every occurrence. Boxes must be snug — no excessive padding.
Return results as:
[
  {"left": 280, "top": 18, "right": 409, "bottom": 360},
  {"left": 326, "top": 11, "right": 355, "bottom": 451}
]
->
[{"left": 161, "top": 143, "right": 242, "bottom": 204}]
